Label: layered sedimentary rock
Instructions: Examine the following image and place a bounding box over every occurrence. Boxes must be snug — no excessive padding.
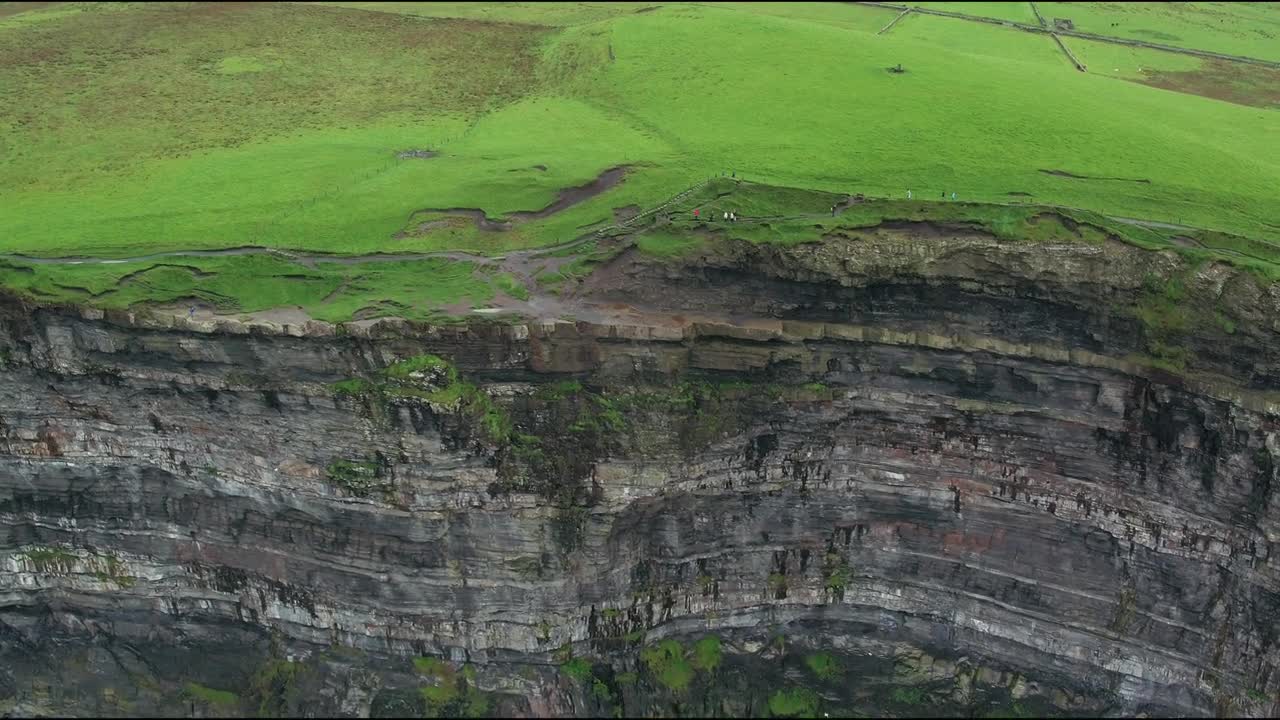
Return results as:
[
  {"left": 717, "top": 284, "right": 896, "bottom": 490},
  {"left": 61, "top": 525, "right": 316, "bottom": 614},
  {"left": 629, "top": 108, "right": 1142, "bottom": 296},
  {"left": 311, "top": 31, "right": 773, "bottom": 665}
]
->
[{"left": 1, "top": 226, "right": 1278, "bottom": 717}]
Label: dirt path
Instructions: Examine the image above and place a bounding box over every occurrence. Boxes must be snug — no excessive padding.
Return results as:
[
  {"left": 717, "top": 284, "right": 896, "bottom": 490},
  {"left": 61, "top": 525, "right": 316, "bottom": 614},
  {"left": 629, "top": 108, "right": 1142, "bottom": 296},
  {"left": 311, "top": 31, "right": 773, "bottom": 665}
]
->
[
  {"left": 404, "top": 166, "right": 629, "bottom": 232},
  {"left": 1107, "top": 216, "right": 1196, "bottom": 232}
]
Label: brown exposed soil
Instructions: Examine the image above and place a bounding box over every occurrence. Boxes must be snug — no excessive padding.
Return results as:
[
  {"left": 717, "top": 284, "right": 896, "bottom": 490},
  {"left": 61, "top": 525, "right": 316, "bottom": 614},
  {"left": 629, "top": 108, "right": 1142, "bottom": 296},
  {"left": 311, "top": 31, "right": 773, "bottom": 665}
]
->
[
  {"left": 1040, "top": 169, "right": 1151, "bottom": 184},
  {"left": 613, "top": 204, "right": 642, "bottom": 223},
  {"left": 1136, "top": 59, "right": 1280, "bottom": 109}
]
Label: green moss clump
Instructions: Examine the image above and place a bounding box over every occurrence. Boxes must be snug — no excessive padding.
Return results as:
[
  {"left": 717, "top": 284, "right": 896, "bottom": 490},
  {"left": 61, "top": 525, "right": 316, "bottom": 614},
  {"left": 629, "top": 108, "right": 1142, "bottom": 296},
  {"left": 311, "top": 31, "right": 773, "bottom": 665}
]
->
[
  {"left": 768, "top": 687, "right": 819, "bottom": 717},
  {"left": 250, "top": 659, "right": 303, "bottom": 718},
  {"left": 414, "top": 657, "right": 449, "bottom": 676},
  {"left": 23, "top": 546, "right": 77, "bottom": 573},
  {"left": 464, "top": 690, "right": 490, "bottom": 718},
  {"left": 561, "top": 657, "right": 593, "bottom": 683},
  {"left": 641, "top": 639, "right": 694, "bottom": 693},
  {"left": 805, "top": 652, "right": 842, "bottom": 681},
  {"left": 183, "top": 682, "right": 239, "bottom": 707},
  {"left": 420, "top": 683, "right": 458, "bottom": 707},
  {"left": 325, "top": 458, "right": 383, "bottom": 497},
  {"left": 691, "top": 636, "right": 722, "bottom": 672},
  {"left": 413, "top": 656, "right": 489, "bottom": 718},
  {"left": 1129, "top": 270, "right": 1197, "bottom": 371},
  {"left": 330, "top": 378, "right": 372, "bottom": 396},
  {"left": 384, "top": 354, "right": 455, "bottom": 380},
  {"left": 93, "top": 553, "right": 137, "bottom": 588}
]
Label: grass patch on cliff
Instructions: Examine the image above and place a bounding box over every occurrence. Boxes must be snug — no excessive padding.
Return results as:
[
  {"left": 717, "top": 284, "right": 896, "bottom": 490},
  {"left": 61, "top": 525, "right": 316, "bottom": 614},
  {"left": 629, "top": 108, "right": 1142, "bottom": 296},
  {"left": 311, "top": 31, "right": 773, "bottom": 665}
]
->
[
  {"left": 805, "top": 652, "right": 843, "bottom": 681},
  {"left": 249, "top": 658, "right": 304, "bottom": 718},
  {"left": 641, "top": 639, "right": 695, "bottom": 693},
  {"left": 635, "top": 230, "right": 707, "bottom": 259},
  {"left": 0, "top": 255, "right": 506, "bottom": 322},
  {"left": 20, "top": 546, "right": 77, "bottom": 573},
  {"left": 561, "top": 657, "right": 594, "bottom": 683},
  {"left": 767, "top": 687, "right": 820, "bottom": 717},
  {"left": 691, "top": 636, "right": 723, "bottom": 672},
  {"left": 333, "top": 354, "right": 513, "bottom": 443},
  {"left": 413, "top": 657, "right": 489, "bottom": 718},
  {"left": 325, "top": 457, "right": 392, "bottom": 499},
  {"left": 183, "top": 682, "right": 239, "bottom": 708}
]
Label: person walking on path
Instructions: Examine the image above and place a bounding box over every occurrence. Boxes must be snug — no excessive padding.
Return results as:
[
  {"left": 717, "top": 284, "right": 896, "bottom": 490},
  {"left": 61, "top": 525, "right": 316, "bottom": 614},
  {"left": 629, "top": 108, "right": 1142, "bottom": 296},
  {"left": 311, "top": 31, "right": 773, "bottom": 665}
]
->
[
  {"left": 188, "top": 305, "right": 196, "bottom": 319},
  {"left": 951, "top": 192, "right": 957, "bottom": 200},
  {"left": 831, "top": 205, "right": 837, "bottom": 216},
  {"left": 907, "top": 190, "right": 912, "bottom": 200}
]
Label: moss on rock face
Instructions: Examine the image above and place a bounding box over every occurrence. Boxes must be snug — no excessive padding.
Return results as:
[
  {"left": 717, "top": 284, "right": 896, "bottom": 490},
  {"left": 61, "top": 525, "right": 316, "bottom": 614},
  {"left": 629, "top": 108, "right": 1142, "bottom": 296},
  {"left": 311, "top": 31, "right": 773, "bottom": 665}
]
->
[
  {"left": 325, "top": 457, "right": 386, "bottom": 498},
  {"left": 21, "top": 546, "right": 77, "bottom": 573},
  {"left": 691, "top": 636, "right": 722, "bottom": 672},
  {"left": 805, "top": 652, "right": 842, "bottom": 682},
  {"left": 641, "top": 639, "right": 695, "bottom": 693},
  {"left": 768, "top": 687, "right": 819, "bottom": 717},
  {"left": 183, "top": 682, "right": 239, "bottom": 708},
  {"left": 249, "top": 658, "right": 303, "bottom": 718},
  {"left": 330, "top": 354, "right": 513, "bottom": 444},
  {"left": 561, "top": 657, "right": 593, "bottom": 683},
  {"left": 19, "top": 546, "right": 137, "bottom": 588},
  {"left": 413, "top": 656, "right": 490, "bottom": 718}
]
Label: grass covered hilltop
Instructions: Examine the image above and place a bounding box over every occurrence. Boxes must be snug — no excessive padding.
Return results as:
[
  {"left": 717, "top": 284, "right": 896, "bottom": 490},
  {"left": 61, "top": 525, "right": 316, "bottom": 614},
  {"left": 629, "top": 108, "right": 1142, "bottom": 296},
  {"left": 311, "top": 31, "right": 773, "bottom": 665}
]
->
[{"left": 0, "top": 1, "right": 1277, "bottom": 321}]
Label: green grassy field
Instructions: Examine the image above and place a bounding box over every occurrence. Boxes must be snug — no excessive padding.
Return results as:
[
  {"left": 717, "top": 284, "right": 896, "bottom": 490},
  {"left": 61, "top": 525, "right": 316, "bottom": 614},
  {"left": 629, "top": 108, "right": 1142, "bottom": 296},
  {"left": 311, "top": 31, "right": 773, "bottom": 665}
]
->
[
  {"left": 0, "top": 1, "right": 1277, "bottom": 319},
  {"left": 911, "top": 2, "right": 1039, "bottom": 24},
  {"left": 1036, "top": 2, "right": 1280, "bottom": 62}
]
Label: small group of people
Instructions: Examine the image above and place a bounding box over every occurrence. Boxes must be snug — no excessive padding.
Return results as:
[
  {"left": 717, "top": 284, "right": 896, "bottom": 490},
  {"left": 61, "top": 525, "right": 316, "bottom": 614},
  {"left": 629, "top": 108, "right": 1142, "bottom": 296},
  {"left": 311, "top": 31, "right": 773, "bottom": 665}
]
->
[{"left": 692, "top": 209, "right": 738, "bottom": 221}]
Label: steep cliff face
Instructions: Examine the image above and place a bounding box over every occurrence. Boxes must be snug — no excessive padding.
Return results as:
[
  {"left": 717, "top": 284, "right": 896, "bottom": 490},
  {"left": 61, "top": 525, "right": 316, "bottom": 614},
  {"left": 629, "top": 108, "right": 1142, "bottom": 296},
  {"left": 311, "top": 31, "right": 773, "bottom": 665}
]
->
[{"left": 2, "top": 227, "right": 1279, "bottom": 718}]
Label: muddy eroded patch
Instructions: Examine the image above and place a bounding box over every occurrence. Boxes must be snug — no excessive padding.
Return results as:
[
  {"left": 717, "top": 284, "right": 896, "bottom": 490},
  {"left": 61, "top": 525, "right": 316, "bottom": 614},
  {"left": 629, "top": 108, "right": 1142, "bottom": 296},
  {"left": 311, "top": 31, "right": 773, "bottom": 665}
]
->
[
  {"left": 402, "top": 165, "right": 629, "bottom": 234},
  {"left": 1136, "top": 59, "right": 1280, "bottom": 109}
]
